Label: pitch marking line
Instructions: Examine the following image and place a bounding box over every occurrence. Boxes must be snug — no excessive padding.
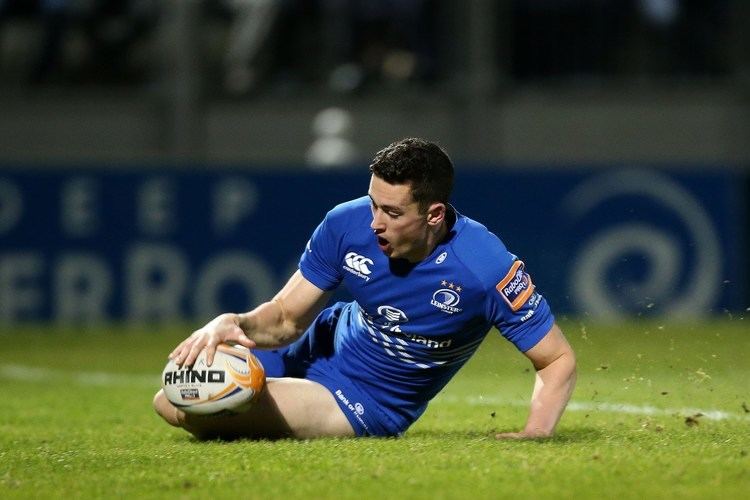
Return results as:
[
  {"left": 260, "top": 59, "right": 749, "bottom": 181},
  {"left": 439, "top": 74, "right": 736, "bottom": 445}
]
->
[
  {"left": 431, "top": 394, "right": 750, "bottom": 422},
  {"left": 0, "top": 363, "right": 158, "bottom": 388},
  {"left": 2, "top": 364, "right": 749, "bottom": 422}
]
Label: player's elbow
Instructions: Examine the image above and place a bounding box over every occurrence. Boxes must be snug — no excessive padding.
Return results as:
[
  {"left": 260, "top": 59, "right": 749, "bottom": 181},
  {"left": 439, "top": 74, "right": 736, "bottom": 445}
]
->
[
  {"left": 541, "top": 343, "right": 577, "bottom": 391},
  {"left": 560, "top": 344, "right": 577, "bottom": 386},
  {"left": 566, "top": 345, "right": 577, "bottom": 375},
  {"left": 554, "top": 335, "right": 577, "bottom": 372},
  {"left": 539, "top": 341, "right": 577, "bottom": 374}
]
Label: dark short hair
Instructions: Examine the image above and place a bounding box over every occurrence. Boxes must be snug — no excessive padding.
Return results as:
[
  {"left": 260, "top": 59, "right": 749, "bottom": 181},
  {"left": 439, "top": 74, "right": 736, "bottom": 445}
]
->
[{"left": 368, "top": 138, "right": 454, "bottom": 212}]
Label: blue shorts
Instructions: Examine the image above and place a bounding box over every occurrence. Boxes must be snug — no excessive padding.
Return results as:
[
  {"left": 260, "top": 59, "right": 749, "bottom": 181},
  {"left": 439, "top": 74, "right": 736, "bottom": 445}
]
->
[{"left": 253, "top": 303, "right": 404, "bottom": 437}]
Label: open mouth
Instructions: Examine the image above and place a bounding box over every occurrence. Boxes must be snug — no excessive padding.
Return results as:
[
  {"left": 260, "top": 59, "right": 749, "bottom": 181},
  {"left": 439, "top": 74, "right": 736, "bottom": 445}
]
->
[{"left": 376, "top": 236, "right": 390, "bottom": 252}]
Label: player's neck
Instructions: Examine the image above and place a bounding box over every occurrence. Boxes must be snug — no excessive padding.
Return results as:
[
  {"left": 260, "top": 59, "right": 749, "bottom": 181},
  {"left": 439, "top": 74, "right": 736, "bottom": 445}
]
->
[
  {"left": 429, "top": 221, "right": 450, "bottom": 254},
  {"left": 424, "top": 205, "right": 454, "bottom": 259},
  {"left": 404, "top": 221, "right": 448, "bottom": 263}
]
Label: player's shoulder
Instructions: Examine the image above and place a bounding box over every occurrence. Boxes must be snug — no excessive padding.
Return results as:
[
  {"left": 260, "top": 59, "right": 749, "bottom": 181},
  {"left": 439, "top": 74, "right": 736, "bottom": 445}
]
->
[
  {"left": 448, "top": 212, "right": 517, "bottom": 287},
  {"left": 451, "top": 212, "right": 512, "bottom": 263},
  {"left": 326, "top": 196, "right": 371, "bottom": 220},
  {"left": 321, "top": 196, "right": 371, "bottom": 230}
]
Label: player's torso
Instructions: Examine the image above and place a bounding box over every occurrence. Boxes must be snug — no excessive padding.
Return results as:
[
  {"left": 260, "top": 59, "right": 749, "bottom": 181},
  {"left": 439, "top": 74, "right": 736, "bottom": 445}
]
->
[{"left": 335, "top": 215, "right": 491, "bottom": 370}]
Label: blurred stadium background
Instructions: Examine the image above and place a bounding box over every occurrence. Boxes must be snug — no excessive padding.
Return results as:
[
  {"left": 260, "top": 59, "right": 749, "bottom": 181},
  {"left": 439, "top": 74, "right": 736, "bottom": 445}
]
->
[{"left": 0, "top": 0, "right": 748, "bottom": 325}]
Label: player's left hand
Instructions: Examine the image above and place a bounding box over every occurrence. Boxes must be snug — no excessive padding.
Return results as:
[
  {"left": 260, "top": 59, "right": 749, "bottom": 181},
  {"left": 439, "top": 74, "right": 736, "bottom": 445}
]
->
[{"left": 169, "top": 313, "right": 255, "bottom": 367}]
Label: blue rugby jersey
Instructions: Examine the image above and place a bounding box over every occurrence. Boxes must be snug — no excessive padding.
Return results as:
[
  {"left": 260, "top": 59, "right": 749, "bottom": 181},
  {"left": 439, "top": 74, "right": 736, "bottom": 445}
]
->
[{"left": 299, "top": 196, "right": 554, "bottom": 424}]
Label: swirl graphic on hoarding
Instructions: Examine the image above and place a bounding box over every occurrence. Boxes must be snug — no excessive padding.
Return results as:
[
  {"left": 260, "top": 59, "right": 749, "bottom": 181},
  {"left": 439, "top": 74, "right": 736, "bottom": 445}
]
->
[{"left": 562, "top": 169, "right": 721, "bottom": 318}]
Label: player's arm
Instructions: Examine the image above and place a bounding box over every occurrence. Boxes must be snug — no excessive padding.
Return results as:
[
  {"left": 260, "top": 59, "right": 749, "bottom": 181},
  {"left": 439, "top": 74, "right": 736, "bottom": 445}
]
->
[
  {"left": 170, "top": 270, "right": 331, "bottom": 367},
  {"left": 238, "top": 270, "right": 331, "bottom": 348},
  {"left": 496, "top": 323, "right": 577, "bottom": 439}
]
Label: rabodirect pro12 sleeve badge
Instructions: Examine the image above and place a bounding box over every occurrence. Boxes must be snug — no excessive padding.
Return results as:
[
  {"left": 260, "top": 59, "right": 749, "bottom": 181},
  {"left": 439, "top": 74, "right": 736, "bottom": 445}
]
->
[{"left": 495, "top": 260, "right": 536, "bottom": 311}]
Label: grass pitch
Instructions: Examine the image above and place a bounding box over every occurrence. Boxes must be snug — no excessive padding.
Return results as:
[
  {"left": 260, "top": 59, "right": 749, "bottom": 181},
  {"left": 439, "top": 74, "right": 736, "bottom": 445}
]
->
[{"left": 1, "top": 318, "right": 748, "bottom": 498}]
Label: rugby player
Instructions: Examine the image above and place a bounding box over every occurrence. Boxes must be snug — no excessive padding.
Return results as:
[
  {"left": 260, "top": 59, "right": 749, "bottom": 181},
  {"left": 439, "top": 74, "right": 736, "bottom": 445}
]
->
[{"left": 153, "top": 137, "right": 577, "bottom": 439}]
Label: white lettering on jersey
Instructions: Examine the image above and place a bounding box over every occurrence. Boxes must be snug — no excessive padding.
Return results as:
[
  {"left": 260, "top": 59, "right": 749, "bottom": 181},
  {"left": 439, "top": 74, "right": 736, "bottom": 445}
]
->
[
  {"left": 335, "top": 389, "right": 369, "bottom": 432},
  {"left": 430, "top": 288, "right": 463, "bottom": 314},
  {"left": 361, "top": 306, "right": 454, "bottom": 355},
  {"left": 343, "top": 251, "right": 373, "bottom": 281}
]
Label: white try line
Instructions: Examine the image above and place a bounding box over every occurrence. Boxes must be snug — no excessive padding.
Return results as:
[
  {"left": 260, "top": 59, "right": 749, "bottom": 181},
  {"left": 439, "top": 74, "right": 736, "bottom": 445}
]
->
[
  {"left": 430, "top": 394, "right": 750, "bottom": 422},
  {"left": 0, "top": 363, "right": 158, "bottom": 388},
  {"left": 2, "top": 364, "right": 748, "bottom": 422}
]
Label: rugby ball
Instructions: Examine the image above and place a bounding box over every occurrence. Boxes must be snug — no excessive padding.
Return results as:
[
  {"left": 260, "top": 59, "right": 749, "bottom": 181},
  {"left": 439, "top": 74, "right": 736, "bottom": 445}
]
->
[{"left": 161, "top": 344, "right": 265, "bottom": 415}]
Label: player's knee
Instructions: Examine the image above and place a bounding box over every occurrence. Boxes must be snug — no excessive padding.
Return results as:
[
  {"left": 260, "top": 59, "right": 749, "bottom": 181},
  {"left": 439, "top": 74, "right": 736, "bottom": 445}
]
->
[{"left": 153, "top": 389, "right": 181, "bottom": 427}]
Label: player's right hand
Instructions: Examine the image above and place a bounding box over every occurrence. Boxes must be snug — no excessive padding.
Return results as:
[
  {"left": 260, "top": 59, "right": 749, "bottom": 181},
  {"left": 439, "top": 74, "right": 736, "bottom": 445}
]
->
[{"left": 169, "top": 313, "right": 256, "bottom": 367}]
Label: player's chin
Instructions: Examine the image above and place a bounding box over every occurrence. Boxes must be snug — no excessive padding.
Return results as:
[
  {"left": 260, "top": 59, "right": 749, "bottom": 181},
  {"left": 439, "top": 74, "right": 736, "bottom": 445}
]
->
[
  {"left": 376, "top": 236, "right": 392, "bottom": 254},
  {"left": 378, "top": 246, "right": 394, "bottom": 257}
]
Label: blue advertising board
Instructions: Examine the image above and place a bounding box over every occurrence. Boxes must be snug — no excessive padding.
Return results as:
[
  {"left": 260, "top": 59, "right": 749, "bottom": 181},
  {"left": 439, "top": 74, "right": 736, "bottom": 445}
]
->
[
  {"left": 455, "top": 168, "right": 745, "bottom": 319},
  {"left": 0, "top": 167, "right": 744, "bottom": 324}
]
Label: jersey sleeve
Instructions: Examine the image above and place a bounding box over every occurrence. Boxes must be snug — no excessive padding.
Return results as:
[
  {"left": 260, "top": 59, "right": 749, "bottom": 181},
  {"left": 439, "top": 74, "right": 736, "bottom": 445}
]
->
[
  {"left": 298, "top": 210, "right": 343, "bottom": 291},
  {"left": 486, "top": 257, "right": 554, "bottom": 352}
]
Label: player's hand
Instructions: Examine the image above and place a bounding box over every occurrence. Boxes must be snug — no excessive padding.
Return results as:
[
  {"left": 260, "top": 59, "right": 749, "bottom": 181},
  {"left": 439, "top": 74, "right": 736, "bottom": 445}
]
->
[{"left": 169, "top": 313, "right": 256, "bottom": 367}]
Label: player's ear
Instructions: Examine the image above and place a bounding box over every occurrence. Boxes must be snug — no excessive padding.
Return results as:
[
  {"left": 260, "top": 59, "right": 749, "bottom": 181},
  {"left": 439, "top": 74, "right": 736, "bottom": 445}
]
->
[{"left": 425, "top": 202, "right": 446, "bottom": 226}]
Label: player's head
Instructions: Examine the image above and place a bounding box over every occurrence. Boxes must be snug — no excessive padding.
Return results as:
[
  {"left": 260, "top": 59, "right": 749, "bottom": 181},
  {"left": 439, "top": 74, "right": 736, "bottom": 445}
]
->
[
  {"left": 367, "top": 138, "right": 454, "bottom": 262},
  {"left": 368, "top": 137, "right": 454, "bottom": 213}
]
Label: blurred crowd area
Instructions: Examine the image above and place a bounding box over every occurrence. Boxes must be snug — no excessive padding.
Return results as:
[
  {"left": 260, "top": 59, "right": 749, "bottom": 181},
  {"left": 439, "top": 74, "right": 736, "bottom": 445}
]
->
[{"left": 0, "top": 0, "right": 737, "bottom": 95}]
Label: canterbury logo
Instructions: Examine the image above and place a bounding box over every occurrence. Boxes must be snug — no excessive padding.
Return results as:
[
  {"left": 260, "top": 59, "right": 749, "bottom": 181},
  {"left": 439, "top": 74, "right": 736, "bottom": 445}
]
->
[{"left": 344, "top": 252, "right": 373, "bottom": 275}]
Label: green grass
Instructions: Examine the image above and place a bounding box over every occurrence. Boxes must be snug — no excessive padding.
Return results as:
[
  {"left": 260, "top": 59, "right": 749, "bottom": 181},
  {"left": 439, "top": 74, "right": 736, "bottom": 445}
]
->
[{"left": 1, "top": 319, "right": 748, "bottom": 498}]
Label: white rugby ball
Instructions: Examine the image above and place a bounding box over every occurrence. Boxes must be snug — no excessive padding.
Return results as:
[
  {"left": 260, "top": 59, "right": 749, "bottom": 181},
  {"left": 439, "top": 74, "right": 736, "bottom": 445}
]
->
[{"left": 161, "top": 344, "right": 265, "bottom": 415}]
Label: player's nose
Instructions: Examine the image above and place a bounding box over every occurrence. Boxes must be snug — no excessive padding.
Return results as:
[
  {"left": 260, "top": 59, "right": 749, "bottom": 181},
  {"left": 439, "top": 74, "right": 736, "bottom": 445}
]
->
[{"left": 370, "top": 211, "right": 385, "bottom": 231}]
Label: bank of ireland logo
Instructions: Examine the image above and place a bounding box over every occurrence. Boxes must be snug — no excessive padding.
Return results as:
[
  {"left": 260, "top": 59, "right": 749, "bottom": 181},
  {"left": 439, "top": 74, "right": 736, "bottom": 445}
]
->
[
  {"left": 431, "top": 280, "right": 463, "bottom": 314},
  {"left": 377, "top": 305, "right": 408, "bottom": 324},
  {"left": 343, "top": 251, "right": 373, "bottom": 281}
]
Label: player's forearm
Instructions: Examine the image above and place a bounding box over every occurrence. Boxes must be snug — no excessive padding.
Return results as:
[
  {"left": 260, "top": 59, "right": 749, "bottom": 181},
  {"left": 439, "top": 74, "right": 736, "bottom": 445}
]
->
[
  {"left": 237, "top": 299, "right": 304, "bottom": 349},
  {"left": 522, "top": 351, "right": 577, "bottom": 437}
]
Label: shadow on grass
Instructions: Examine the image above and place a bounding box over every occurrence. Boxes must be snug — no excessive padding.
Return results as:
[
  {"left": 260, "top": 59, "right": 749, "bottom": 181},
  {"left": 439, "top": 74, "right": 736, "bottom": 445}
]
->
[
  {"left": 546, "top": 427, "right": 606, "bottom": 443},
  {"left": 406, "top": 427, "right": 604, "bottom": 442},
  {"left": 165, "top": 427, "right": 605, "bottom": 444}
]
